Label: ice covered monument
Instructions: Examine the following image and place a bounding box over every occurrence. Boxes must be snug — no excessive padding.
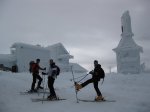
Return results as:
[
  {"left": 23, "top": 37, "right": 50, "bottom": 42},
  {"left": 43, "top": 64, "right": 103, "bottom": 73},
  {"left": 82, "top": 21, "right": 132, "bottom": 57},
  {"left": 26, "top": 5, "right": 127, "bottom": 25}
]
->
[
  {"left": 113, "top": 11, "right": 143, "bottom": 74},
  {"left": 0, "top": 42, "right": 87, "bottom": 73}
]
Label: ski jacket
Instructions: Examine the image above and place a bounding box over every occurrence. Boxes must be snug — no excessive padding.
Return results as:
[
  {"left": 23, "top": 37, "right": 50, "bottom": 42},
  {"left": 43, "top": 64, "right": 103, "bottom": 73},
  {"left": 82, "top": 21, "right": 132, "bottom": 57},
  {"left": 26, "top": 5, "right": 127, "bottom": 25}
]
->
[
  {"left": 32, "top": 63, "right": 45, "bottom": 74},
  {"left": 51, "top": 66, "right": 57, "bottom": 79},
  {"left": 32, "top": 63, "right": 40, "bottom": 74},
  {"left": 47, "top": 63, "right": 58, "bottom": 79},
  {"left": 93, "top": 64, "right": 102, "bottom": 81}
]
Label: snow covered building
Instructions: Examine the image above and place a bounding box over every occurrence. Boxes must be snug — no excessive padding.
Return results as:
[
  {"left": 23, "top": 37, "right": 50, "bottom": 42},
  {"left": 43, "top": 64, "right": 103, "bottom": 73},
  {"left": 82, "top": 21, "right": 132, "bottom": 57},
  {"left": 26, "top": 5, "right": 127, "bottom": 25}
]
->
[
  {"left": 10, "top": 43, "right": 50, "bottom": 72},
  {"left": 113, "top": 11, "right": 143, "bottom": 74},
  {"left": 0, "top": 42, "right": 87, "bottom": 73},
  {"left": 46, "top": 43, "right": 73, "bottom": 72}
]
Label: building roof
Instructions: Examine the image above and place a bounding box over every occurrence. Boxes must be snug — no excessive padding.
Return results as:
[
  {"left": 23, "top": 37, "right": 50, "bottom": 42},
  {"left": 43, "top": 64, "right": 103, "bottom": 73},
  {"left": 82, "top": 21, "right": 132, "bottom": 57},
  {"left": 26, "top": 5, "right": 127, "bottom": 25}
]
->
[
  {"left": 11, "top": 42, "right": 49, "bottom": 51},
  {"left": 58, "top": 54, "right": 74, "bottom": 59},
  {"left": 46, "top": 43, "right": 69, "bottom": 54},
  {"left": 113, "top": 37, "right": 143, "bottom": 52},
  {"left": 46, "top": 43, "right": 73, "bottom": 59}
]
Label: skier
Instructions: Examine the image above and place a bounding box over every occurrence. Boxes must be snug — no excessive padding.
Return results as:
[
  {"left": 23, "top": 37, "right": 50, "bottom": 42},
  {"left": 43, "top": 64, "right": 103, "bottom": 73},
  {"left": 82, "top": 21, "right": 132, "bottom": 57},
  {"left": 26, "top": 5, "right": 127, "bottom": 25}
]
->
[
  {"left": 30, "top": 59, "right": 46, "bottom": 92},
  {"left": 47, "top": 61, "right": 58, "bottom": 100},
  {"left": 75, "top": 60, "right": 105, "bottom": 101},
  {"left": 42, "top": 59, "right": 60, "bottom": 100}
]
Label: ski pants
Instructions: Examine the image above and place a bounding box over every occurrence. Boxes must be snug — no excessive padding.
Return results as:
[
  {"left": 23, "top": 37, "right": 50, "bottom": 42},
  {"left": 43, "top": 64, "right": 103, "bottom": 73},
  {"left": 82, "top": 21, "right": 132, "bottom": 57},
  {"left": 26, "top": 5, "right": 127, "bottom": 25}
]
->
[
  {"left": 81, "top": 78, "right": 102, "bottom": 96},
  {"left": 48, "top": 76, "right": 56, "bottom": 96},
  {"left": 31, "top": 73, "right": 43, "bottom": 90}
]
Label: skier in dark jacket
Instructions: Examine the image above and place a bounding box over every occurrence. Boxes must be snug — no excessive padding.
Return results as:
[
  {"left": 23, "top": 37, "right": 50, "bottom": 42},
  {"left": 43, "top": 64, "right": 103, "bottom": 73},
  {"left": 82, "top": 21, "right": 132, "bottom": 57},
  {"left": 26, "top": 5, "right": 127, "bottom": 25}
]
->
[
  {"left": 42, "top": 59, "right": 60, "bottom": 100},
  {"left": 30, "top": 59, "right": 46, "bottom": 92},
  {"left": 75, "top": 60, "right": 104, "bottom": 101},
  {"left": 47, "top": 61, "right": 58, "bottom": 99}
]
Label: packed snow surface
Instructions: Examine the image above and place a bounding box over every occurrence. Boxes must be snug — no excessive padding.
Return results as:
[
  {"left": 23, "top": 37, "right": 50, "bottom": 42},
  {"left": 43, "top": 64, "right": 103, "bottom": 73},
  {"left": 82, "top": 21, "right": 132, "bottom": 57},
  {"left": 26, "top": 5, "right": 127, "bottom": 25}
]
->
[{"left": 0, "top": 71, "right": 150, "bottom": 112}]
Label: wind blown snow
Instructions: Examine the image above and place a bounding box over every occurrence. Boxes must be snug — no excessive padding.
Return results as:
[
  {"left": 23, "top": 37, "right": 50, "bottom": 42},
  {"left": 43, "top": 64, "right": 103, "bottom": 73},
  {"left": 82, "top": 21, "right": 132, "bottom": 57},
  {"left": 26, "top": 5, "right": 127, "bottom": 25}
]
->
[{"left": 0, "top": 71, "right": 150, "bottom": 112}]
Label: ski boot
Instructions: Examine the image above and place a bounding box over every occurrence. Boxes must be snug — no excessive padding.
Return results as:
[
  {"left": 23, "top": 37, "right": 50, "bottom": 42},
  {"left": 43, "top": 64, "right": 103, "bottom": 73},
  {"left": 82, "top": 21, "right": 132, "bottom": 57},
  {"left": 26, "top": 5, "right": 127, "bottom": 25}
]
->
[
  {"left": 75, "top": 83, "right": 82, "bottom": 91},
  {"left": 28, "top": 89, "right": 37, "bottom": 93},
  {"left": 36, "top": 86, "right": 44, "bottom": 90},
  {"left": 95, "top": 95, "right": 104, "bottom": 101},
  {"left": 47, "top": 95, "right": 57, "bottom": 100},
  {"left": 38, "top": 86, "right": 44, "bottom": 89}
]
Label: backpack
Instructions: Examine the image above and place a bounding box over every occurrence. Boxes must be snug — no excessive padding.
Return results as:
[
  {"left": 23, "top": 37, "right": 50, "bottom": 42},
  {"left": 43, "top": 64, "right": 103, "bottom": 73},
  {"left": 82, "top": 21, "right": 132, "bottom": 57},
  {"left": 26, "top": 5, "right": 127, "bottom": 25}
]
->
[
  {"left": 99, "top": 67, "right": 105, "bottom": 79},
  {"left": 31, "top": 63, "right": 39, "bottom": 73},
  {"left": 56, "top": 66, "right": 60, "bottom": 76},
  {"left": 51, "top": 65, "right": 60, "bottom": 78},
  {"left": 96, "top": 64, "right": 105, "bottom": 79},
  {"left": 29, "top": 61, "right": 34, "bottom": 73}
]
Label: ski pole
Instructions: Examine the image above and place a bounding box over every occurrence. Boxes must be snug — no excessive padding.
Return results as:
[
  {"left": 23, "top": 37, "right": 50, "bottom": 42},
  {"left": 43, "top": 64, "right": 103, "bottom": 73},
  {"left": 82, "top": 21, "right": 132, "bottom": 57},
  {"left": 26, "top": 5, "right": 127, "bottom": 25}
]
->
[
  {"left": 70, "top": 74, "right": 89, "bottom": 81},
  {"left": 71, "top": 66, "right": 79, "bottom": 103},
  {"left": 76, "top": 73, "right": 89, "bottom": 83},
  {"left": 45, "top": 81, "right": 48, "bottom": 97},
  {"left": 42, "top": 72, "right": 46, "bottom": 104},
  {"left": 42, "top": 78, "right": 48, "bottom": 104}
]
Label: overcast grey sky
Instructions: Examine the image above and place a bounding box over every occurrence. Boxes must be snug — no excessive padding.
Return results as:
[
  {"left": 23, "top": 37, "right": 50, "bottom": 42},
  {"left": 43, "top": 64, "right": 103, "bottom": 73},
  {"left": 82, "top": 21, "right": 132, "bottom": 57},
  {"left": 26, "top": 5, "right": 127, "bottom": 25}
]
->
[{"left": 0, "top": 0, "right": 150, "bottom": 72}]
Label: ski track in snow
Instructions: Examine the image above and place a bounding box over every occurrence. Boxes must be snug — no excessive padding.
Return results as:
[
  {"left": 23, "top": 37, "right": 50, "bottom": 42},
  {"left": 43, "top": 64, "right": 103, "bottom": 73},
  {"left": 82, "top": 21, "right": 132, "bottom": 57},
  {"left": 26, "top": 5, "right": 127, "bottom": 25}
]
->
[{"left": 0, "top": 71, "right": 150, "bottom": 112}]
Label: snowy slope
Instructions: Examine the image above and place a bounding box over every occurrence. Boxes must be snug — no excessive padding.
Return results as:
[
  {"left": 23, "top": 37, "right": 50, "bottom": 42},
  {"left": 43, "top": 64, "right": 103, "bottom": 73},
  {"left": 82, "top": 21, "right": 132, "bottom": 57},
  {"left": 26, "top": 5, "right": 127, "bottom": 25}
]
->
[{"left": 0, "top": 71, "right": 150, "bottom": 112}]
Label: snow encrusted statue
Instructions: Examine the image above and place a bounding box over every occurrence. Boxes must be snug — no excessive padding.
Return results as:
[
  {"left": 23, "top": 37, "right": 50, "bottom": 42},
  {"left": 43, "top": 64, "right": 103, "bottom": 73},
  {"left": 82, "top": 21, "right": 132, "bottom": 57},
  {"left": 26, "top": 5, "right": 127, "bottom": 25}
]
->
[{"left": 113, "top": 11, "right": 143, "bottom": 74}]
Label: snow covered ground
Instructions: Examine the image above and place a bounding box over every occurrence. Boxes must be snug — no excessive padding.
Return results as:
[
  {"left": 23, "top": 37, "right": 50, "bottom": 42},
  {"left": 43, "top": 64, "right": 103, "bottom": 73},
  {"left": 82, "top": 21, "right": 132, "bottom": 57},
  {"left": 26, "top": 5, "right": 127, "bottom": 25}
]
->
[{"left": 0, "top": 71, "right": 150, "bottom": 112}]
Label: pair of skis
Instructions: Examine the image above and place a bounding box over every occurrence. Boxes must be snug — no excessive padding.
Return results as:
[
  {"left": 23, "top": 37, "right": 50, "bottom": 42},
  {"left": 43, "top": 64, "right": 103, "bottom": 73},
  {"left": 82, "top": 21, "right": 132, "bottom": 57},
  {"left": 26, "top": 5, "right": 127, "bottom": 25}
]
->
[
  {"left": 20, "top": 90, "right": 115, "bottom": 103},
  {"left": 20, "top": 90, "right": 49, "bottom": 95},
  {"left": 31, "top": 98, "right": 66, "bottom": 102},
  {"left": 78, "top": 99, "right": 116, "bottom": 102},
  {"left": 31, "top": 98, "right": 115, "bottom": 103},
  {"left": 20, "top": 90, "right": 66, "bottom": 102}
]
